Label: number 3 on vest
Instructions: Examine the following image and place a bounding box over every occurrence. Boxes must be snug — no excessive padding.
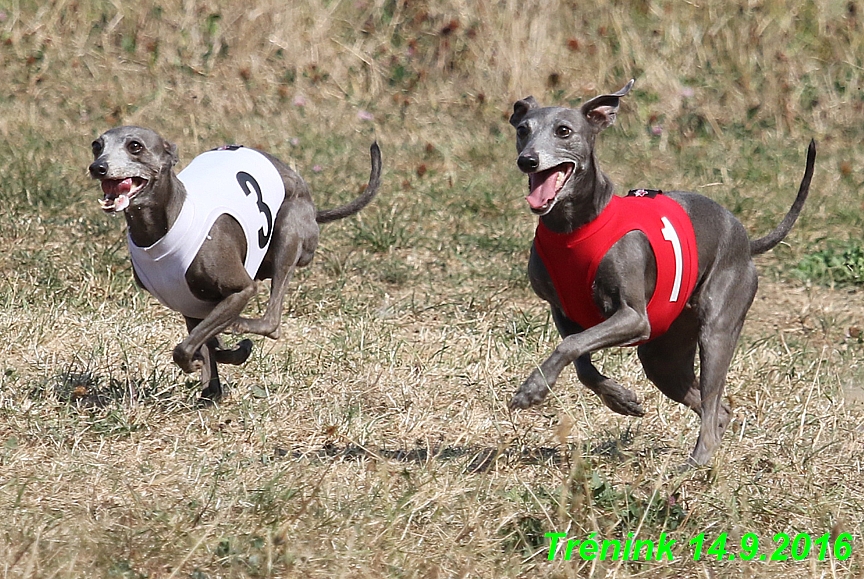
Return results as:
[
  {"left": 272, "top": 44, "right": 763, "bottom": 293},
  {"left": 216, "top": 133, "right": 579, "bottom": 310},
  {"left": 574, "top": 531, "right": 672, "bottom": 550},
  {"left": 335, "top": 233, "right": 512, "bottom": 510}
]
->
[
  {"left": 236, "top": 171, "right": 274, "bottom": 249},
  {"left": 660, "top": 216, "right": 683, "bottom": 302}
]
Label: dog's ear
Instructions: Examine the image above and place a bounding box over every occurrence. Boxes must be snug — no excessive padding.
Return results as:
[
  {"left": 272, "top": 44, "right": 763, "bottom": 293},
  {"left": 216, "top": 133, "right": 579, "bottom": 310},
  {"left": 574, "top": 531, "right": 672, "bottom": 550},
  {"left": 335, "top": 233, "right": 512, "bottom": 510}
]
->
[
  {"left": 510, "top": 96, "right": 539, "bottom": 127},
  {"left": 164, "top": 140, "right": 179, "bottom": 167},
  {"left": 580, "top": 79, "right": 635, "bottom": 132}
]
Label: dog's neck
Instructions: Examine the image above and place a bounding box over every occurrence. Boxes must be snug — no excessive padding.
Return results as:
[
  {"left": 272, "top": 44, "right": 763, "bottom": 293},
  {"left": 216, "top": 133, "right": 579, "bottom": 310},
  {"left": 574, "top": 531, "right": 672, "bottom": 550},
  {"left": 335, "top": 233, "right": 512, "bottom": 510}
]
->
[
  {"left": 125, "top": 169, "right": 187, "bottom": 248},
  {"left": 540, "top": 155, "right": 615, "bottom": 234}
]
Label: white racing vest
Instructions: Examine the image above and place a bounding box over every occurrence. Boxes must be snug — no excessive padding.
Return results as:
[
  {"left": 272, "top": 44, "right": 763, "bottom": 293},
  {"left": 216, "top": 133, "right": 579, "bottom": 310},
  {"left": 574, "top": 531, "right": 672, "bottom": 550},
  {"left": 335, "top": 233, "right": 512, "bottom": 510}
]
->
[{"left": 128, "top": 147, "right": 286, "bottom": 319}]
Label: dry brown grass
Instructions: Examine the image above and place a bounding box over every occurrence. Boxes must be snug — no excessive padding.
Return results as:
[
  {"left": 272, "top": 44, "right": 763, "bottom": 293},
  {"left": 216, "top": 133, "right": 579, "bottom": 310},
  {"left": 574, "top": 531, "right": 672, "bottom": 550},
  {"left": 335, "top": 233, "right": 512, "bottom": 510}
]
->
[{"left": 1, "top": 1, "right": 863, "bottom": 577}]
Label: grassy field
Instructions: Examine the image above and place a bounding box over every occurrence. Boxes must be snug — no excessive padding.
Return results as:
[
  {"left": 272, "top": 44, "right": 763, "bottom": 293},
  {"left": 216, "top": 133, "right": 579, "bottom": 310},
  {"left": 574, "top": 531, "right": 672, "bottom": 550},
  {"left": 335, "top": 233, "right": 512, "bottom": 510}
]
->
[{"left": 1, "top": 1, "right": 863, "bottom": 577}]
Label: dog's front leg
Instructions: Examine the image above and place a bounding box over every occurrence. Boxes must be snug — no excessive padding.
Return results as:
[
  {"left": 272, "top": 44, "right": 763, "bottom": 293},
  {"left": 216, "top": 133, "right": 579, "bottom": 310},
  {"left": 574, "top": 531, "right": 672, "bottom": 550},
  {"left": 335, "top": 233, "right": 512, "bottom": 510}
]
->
[
  {"left": 173, "top": 285, "right": 257, "bottom": 373},
  {"left": 551, "top": 308, "right": 645, "bottom": 416},
  {"left": 510, "top": 306, "right": 650, "bottom": 409},
  {"left": 211, "top": 336, "right": 254, "bottom": 366}
]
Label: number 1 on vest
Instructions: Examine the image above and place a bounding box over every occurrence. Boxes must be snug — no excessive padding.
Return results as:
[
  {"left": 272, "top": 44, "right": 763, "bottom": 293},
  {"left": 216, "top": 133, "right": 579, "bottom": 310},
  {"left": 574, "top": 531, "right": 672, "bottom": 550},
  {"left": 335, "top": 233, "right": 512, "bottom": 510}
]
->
[{"left": 660, "top": 217, "right": 683, "bottom": 302}]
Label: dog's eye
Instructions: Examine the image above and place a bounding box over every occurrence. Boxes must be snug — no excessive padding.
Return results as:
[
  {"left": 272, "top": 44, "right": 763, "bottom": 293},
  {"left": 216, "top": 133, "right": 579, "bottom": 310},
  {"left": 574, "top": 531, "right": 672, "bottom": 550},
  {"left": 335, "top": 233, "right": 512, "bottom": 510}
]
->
[
  {"left": 516, "top": 125, "right": 530, "bottom": 140},
  {"left": 127, "top": 140, "right": 144, "bottom": 154},
  {"left": 555, "top": 125, "right": 572, "bottom": 138},
  {"left": 91, "top": 140, "right": 103, "bottom": 156}
]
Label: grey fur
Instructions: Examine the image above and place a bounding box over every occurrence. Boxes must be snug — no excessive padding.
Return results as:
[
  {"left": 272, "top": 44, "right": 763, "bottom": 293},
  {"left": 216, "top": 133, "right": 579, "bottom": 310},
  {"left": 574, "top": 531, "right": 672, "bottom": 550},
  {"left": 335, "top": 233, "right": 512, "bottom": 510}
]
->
[
  {"left": 89, "top": 126, "right": 381, "bottom": 403},
  {"left": 507, "top": 80, "right": 815, "bottom": 466}
]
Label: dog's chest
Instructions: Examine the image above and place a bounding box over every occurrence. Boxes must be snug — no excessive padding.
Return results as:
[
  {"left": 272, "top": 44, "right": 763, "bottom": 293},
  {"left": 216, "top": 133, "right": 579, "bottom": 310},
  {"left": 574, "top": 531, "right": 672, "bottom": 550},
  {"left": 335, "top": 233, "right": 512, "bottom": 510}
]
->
[{"left": 532, "top": 193, "right": 698, "bottom": 342}]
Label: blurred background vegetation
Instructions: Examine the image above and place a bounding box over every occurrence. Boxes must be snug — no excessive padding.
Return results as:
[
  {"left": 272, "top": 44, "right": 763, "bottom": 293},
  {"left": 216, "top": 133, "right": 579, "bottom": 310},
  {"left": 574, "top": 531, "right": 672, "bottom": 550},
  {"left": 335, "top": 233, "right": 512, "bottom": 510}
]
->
[{"left": 1, "top": 0, "right": 862, "bottom": 289}]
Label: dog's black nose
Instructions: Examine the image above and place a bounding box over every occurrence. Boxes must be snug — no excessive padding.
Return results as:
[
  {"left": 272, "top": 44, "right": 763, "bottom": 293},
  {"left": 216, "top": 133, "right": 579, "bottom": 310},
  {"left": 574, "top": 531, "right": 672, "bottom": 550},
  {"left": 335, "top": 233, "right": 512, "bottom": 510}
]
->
[
  {"left": 89, "top": 160, "right": 108, "bottom": 178},
  {"left": 517, "top": 153, "right": 539, "bottom": 172}
]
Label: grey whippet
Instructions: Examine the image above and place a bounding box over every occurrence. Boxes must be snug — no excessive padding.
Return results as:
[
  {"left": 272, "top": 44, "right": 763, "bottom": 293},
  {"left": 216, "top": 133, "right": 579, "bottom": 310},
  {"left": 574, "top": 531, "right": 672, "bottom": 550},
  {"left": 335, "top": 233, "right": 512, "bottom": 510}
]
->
[
  {"left": 508, "top": 80, "right": 815, "bottom": 466},
  {"left": 89, "top": 126, "right": 381, "bottom": 402}
]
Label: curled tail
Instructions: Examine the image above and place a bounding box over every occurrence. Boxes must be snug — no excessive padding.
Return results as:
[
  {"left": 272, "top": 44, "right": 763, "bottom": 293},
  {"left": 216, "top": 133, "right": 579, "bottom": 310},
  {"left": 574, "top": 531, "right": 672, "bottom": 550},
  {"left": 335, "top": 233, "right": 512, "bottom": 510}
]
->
[
  {"left": 316, "top": 142, "right": 382, "bottom": 224},
  {"left": 750, "top": 139, "right": 816, "bottom": 255}
]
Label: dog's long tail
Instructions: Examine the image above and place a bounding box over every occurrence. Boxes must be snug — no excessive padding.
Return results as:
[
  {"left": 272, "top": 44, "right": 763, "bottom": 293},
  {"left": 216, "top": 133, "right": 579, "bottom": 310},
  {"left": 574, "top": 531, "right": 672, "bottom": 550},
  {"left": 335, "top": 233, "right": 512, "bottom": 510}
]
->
[
  {"left": 315, "top": 142, "right": 382, "bottom": 224},
  {"left": 749, "top": 139, "right": 816, "bottom": 256}
]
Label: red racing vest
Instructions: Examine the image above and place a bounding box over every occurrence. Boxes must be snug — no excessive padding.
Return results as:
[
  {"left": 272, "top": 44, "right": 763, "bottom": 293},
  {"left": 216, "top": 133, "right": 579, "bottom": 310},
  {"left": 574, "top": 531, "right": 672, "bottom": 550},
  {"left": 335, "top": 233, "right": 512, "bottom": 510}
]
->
[{"left": 533, "top": 191, "right": 698, "bottom": 343}]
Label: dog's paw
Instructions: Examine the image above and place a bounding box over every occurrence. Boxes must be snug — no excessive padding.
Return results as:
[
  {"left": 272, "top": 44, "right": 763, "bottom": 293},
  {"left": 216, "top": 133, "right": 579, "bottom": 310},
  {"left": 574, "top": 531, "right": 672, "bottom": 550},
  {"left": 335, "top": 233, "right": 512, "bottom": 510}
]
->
[
  {"left": 231, "top": 318, "right": 281, "bottom": 340},
  {"left": 229, "top": 320, "right": 248, "bottom": 336},
  {"left": 266, "top": 326, "right": 281, "bottom": 340},
  {"left": 676, "top": 458, "right": 699, "bottom": 474},
  {"left": 509, "top": 370, "right": 551, "bottom": 409},
  {"left": 598, "top": 389, "right": 645, "bottom": 417},
  {"left": 173, "top": 345, "right": 203, "bottom": 373},
  {"left": 215, "top": 339, "right": 254, "bottom": 365},
  {"left": 198, "top": 379, "right": 223, "bottom": 405}
]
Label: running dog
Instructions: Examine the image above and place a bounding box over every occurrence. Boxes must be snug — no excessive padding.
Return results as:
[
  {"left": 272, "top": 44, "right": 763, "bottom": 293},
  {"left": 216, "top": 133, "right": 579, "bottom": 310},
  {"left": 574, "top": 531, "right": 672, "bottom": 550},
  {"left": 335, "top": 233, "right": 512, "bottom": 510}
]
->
[
  {"left": 90, "top": 126, "right": 381, "bottom": 402},
  {"left": 508, "top": 80, "right": 814, "bottom": 466}
]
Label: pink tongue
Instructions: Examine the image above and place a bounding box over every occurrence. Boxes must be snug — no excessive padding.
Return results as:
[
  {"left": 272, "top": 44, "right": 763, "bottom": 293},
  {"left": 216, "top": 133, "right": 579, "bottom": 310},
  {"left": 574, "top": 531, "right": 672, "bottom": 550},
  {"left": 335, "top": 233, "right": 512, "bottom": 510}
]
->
[
  {"left": 101, "top": 178, "right": 133, "bottom": 197},
  {"left": 526, "top": 168, "right": 560, "bottom": 210}
]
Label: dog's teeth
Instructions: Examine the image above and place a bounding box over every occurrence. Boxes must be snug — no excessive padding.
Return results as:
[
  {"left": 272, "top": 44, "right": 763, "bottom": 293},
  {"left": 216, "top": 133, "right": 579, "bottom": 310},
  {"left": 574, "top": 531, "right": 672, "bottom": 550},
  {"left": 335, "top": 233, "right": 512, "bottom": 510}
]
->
[{"left": 114, "top": 194, "right": 130, "bottom": 212}]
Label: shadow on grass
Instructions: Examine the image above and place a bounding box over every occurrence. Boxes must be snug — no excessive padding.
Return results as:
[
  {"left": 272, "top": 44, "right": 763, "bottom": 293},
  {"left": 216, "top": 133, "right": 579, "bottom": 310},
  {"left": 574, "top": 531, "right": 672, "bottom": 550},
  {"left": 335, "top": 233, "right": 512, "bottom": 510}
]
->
[
  {"left": 276, "top": 426, "right": 671, "bottom": 473},
  {"left": 29, "top": 364, "right": 199, "bottom": 412}
]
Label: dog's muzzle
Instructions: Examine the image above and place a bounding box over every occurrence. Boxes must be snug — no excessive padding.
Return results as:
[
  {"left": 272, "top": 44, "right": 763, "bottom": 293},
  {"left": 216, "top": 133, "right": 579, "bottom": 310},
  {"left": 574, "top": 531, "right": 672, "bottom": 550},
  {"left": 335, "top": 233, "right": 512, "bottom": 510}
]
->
[
  {"left": 97, "top": 177, "right": 148, "bottom": 213},
  {"left": 525, "top": 163, "right": 574, "bottom": 214}
]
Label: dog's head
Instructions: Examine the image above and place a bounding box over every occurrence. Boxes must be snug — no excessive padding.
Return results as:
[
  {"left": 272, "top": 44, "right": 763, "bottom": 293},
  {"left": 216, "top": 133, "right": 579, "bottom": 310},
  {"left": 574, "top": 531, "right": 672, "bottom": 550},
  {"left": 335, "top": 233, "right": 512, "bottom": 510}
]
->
[
  {"left": 89, "top": 126, "right": 179, "bottom": 213},
  {"left": 509, "top": 79, "right": 634, "bottom": 216}
]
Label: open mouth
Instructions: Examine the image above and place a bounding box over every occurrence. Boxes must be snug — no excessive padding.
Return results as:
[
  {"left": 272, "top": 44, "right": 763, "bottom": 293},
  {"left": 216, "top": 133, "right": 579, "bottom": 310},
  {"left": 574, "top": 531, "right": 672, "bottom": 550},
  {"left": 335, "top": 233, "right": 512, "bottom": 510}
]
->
[
  {"left": 98, "top": 177, "right": 148, "bottom": 213},
  {"left": 526, "top": 163, "right": 574, "bottom": 214}
]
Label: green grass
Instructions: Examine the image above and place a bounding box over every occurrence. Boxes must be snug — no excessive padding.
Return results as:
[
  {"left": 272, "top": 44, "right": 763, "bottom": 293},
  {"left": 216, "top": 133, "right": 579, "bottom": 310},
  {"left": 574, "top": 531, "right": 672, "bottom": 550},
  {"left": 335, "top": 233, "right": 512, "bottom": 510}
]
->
[
  {"left": 795, "top": 241, "right": 864, "bottom": 287},
  {"left": 1, "top": 1, "right": 863, "bottom": 577}
]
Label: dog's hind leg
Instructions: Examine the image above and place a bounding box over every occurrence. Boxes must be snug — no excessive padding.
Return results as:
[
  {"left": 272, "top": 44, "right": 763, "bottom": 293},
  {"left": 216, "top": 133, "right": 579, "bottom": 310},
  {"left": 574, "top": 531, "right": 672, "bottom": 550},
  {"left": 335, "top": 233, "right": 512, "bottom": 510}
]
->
[
  {"left": 686, "top": 266, "right": 756, "bottom": 466},
  {"left": 230, "top": 241, "right": 301, "bottom": 339},
  {"left": 552, "top": 309, "right": 645, "bottom": 416},
  {"left": 231, "top": 199, "right": 316, "bottom": 340},
  {"left": 637, "top": 309, "right": 705, "bottom": 413},
  {"left": 184, "top": 333, "right": 253, "bottom": 404},
  {"left": 638, "top": 309, "right": 736, "bottom": 468}
]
